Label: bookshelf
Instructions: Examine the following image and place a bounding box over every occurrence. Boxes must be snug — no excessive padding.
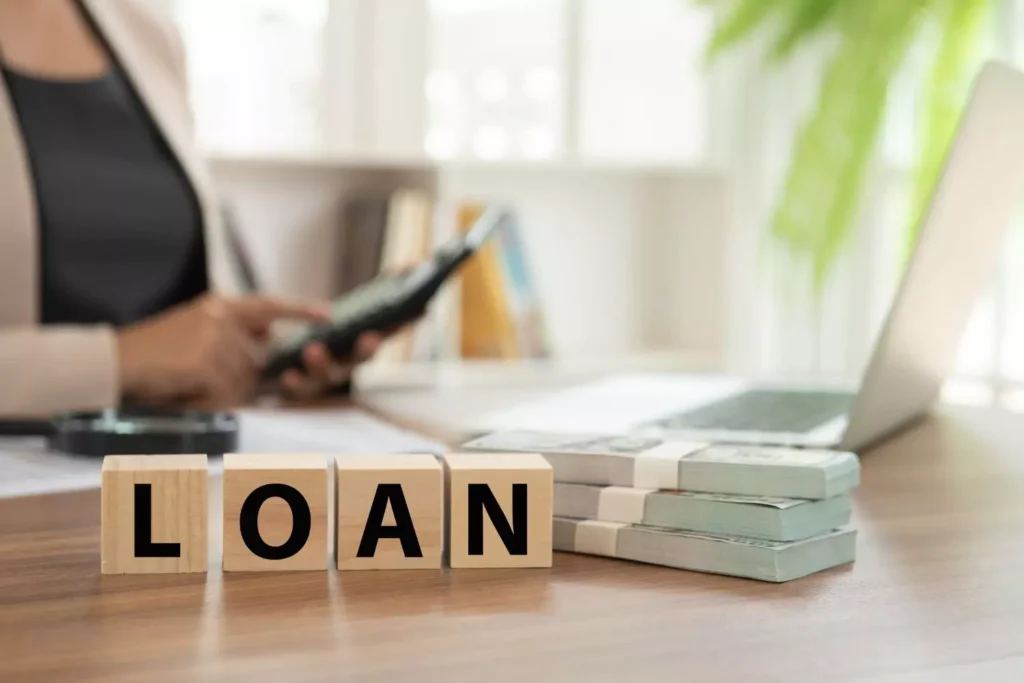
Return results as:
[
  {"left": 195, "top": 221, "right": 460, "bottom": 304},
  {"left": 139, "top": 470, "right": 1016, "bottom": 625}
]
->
[
  {"left": 182, "top": 0, "right": 734, "bottom": 368},
  {"left": 209, "top": 156, "right": 732, "bottom": 366}
]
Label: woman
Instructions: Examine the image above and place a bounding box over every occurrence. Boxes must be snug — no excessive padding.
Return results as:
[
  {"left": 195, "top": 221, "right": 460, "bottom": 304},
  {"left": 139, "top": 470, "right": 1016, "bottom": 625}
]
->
[{"left": 0, "top": 0, "right": 384, "bottom": 417}]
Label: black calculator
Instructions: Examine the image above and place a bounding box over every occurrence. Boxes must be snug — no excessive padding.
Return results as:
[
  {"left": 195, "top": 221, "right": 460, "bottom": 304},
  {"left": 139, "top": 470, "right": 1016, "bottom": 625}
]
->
[{"left": 261, "top": 204, "right": 509, "bottom": 379}]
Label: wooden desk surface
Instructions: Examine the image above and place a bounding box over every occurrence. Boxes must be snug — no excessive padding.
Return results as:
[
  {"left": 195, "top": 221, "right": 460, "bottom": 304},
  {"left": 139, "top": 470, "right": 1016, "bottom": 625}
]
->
[{"left": 2, "top": 406, "right": 1024, "bottom": 682}]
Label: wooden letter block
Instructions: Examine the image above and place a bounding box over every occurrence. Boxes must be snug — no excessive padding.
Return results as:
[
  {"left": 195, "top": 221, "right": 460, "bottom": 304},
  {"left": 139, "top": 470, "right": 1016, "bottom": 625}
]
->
[
  {"left": 222, "top": 453, "right": 329, "bottom": 572},
  {"left": 335, "top": 454, "right": 443, "bottom": 570},
  {"left": 101, "top": 455, "right": 208, "bottom": 574},
  {"left": 444, "top": 453, "right": 553, "bottom": 568}
]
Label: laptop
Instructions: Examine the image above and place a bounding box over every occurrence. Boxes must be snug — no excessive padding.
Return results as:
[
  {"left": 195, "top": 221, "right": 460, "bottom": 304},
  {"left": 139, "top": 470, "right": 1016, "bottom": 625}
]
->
[{"left": 469, "top": 60, "right": 1024, "bottom": 453}]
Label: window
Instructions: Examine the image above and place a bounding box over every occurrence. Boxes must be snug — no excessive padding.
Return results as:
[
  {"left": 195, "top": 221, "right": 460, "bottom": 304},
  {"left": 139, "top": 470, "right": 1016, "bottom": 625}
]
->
[
  {"left": 578, "top": 0, "right": 710, "bottom": 163},
  {"left": 174, "top": 0, "right": 329, "bottom": 154},
  {"left": 425, "top": 0, "right": 566, "bottom": 161},
  {"left": 424, "top": 0, "right": 713, "bottom": 163},
  {"left": 169, "top": 1, "right": 714, "bottom": 163}
]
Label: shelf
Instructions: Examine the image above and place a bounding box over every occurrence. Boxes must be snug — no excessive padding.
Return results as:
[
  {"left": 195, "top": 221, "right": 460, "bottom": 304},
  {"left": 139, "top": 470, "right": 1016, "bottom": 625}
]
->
[
  {"left": 205, "top": 150, "right": 434, "bottom": 171},
  {"left": 205, "top": 149, "right": 725, "bottom": 177},
  {"left": 439, "top": 158, "right": 725, "bottom": 176}
]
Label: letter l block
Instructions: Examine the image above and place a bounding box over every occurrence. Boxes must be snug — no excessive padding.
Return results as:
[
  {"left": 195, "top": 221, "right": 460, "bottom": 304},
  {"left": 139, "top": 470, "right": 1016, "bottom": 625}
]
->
[
  {"left": 101, "top": 454, "right": 208, "bottom": 574},
  {"left": 444, "top": 453, "right": 553, "bottom": 568}
]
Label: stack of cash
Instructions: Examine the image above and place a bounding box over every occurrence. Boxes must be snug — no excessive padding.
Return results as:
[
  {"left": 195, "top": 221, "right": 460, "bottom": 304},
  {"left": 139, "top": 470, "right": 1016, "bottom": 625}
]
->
[{"left": 461, "top": 430, "right": 860, "bottom": 583}]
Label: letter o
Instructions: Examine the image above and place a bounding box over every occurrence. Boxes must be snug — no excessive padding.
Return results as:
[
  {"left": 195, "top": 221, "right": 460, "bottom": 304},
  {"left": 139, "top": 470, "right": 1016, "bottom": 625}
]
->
[{"left": 239, "top": 483, "right": 312, "bottom": 560}]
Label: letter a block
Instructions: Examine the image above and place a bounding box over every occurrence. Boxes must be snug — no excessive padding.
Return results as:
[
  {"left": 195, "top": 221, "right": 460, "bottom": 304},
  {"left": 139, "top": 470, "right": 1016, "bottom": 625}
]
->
[
  {"left": 222, "top": 454, "right": 329, "bottom": 572},
  {"left": 101, "top": 455, "right": 208, "bottom": 574},
  {"left": 335, "top": 454, "right": 443, "bottom": 570},
  {"left": 444, "top": 453, "right": 553, "bottom": 569}
]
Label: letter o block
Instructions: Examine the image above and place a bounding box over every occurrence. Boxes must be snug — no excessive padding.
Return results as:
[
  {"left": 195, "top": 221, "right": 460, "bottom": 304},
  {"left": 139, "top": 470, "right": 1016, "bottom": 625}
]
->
[
  {"left": 222, "top": 454, "right": 329, "bottom": 572},
  {"left": 335, "top": 454, "right": 443, "bottom": 570},
  {"left": 100, "top": 455, "right": 208, "bottom": 574},
  {"left": 444, "top": 453, "right": 553, "bottom": 568}
]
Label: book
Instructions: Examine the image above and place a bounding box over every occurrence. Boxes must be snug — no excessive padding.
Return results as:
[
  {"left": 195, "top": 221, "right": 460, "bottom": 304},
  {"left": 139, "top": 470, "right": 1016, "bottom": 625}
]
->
[
  {"left": 554, "top": 483, "right": 852, "bottom": 542},
  {"left": 380, "top": 189, "right": 433, "bottom": 275},
  {"left": 374, "top": 189, "right": 434, "bottom": 364},
  {"left": 408, "top": 200, "right": 461, "bottom": 362},
  {"left": 457, "top": 202, "right": 519, "bottom": 359},
  {"left": 337, "top": 197, "right": 388, "bottom": 296},
  {"left": 492, "top": 213, "right": 550, "bottom": 358},
  {"left": 553, "top": 517, "right": 857, "bottom": 583},
  {"left": 461, "top": 431, "right": 860, "bottom": 500}
]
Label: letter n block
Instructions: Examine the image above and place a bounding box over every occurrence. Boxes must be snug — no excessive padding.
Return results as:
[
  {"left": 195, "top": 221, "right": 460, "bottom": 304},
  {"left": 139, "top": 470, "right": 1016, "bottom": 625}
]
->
[
  {"left": 222, "top": 453, "right": 329, "bottom": 572},
  {"left": 100, "top": 455, "right": 208, "bottom": 574},
  {"left": 444, "top": 453, "right": 553, "bottom": 568},
  {"left": 335, "top": 454, "right": 443, "bottom": 570}
]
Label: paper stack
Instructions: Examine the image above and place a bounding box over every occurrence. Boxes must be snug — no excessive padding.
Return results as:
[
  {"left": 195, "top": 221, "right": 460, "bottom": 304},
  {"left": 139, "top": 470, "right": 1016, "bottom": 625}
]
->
[{"left": 462, "top": 430, "right": 860, "bottom": 583}]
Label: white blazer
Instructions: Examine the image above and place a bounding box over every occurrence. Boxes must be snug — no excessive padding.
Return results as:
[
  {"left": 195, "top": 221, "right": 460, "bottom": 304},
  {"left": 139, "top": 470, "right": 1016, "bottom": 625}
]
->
[{"left": 0, "top": 0, "right": 245, "bottom": 417}]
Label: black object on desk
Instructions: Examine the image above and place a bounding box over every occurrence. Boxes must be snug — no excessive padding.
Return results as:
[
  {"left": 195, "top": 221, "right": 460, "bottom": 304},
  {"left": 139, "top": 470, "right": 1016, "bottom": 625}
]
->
[
  {"left": 48, "top": 409, "right": 239, "bottom": 456},
  {"left": 0, "top": 409, "right": 239, "bottom": 457},
  {"left": 0, "top": 419, "right": 54, "bottom": 437}
]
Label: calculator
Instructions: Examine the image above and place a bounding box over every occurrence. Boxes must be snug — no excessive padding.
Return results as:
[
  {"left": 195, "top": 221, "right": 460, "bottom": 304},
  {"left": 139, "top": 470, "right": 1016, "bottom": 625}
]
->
[{"left": 261, "top": 204, "right": 509, "bottom": 379}]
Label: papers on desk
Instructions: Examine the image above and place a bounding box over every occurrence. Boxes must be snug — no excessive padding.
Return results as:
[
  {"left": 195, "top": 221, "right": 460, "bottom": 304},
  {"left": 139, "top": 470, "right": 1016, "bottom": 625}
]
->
[
  {"left": 0, "top": 438, "right": 104, "bottom": 499},
  {"left": 234, "top": 410, "right": 444, "bottom": 455},
  {"left": 0, "top": 410, "right": 445, "bottom": 500}
]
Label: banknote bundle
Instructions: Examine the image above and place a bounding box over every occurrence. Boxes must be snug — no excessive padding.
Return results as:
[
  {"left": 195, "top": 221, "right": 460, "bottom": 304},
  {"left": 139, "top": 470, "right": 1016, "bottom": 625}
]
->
[{"left": 462, "top": 430, "right": 859, "bottom": 582}]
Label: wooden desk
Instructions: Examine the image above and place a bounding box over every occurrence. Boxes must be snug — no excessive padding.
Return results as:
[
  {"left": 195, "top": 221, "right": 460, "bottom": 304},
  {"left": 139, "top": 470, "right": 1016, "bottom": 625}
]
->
[{"left": 2, "top": 406, "right": 1024, "bottom": 682}]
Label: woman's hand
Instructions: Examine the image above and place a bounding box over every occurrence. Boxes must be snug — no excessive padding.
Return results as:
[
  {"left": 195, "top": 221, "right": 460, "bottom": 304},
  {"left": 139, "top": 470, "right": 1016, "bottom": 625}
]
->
[
  {"left": 277, "top": 332, "right": 384, "bottom": 401},
  {"left": 116, "top": 293, "right": 331, "bottom": 410}
]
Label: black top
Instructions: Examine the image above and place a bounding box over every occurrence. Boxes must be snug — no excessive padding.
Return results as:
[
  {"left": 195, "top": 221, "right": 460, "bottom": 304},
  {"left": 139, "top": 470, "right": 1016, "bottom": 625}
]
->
[{"left": 0, "top": 7, "right": 207, "bottom": 326}]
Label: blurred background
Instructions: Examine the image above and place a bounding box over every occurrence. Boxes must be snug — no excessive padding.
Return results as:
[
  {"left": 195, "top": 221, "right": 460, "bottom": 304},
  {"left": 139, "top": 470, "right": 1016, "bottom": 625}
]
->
[{"left": 154, "top": 0, "right": 1023, "bottom": 409}]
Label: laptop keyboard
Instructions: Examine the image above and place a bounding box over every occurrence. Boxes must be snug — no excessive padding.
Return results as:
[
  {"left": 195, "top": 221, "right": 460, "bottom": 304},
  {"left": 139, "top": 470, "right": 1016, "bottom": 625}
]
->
[{"left": 646, "top": 389, "right": 854, "bottom": 434}]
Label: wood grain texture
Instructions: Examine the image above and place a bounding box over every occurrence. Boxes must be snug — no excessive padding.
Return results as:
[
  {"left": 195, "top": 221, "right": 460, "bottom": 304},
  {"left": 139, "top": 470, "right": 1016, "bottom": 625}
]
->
[
  {"left": 4, "top": 408, "right": 1024, "bottom": 682},
  {"left": 222, "top": 453, "right": 329, "bottom": 572},
  {"left": 335, "top": 454, "right": 443, "bottom": 570},
  {"left": 444, "top": 452, "right": 553, "bottom": 568},
  {"left": 100, "top": 454, "right": 208, "bottom": 574}
]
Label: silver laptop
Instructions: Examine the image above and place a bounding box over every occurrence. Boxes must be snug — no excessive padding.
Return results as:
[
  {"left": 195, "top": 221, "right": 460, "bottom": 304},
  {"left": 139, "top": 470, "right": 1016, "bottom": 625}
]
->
[{"left": 470, "top": 60, "right": 1024, "bottom": 453}]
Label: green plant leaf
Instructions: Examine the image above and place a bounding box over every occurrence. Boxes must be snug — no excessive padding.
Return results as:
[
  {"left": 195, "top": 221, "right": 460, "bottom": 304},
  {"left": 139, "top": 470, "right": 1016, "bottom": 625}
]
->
[
  {"left": 703, "top": 0, "right": 792, "bottom": 60},
  {"left": 767, "top": 0, "right": 932, "bottom": 291},
  {"left": 698, "top": 0, "right": 995, "bottom": 295},
  {"left": 770, "top": 0, "right": 845, "bottom": 61},
  {"left": 905, "top": 0, "right": 994, "bottom": 260}
]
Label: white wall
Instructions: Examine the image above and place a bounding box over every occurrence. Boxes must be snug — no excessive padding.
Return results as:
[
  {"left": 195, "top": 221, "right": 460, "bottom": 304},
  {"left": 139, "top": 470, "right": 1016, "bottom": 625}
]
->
[{"left": 437, "top": 165, "right": 732, "bottom": 356}]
